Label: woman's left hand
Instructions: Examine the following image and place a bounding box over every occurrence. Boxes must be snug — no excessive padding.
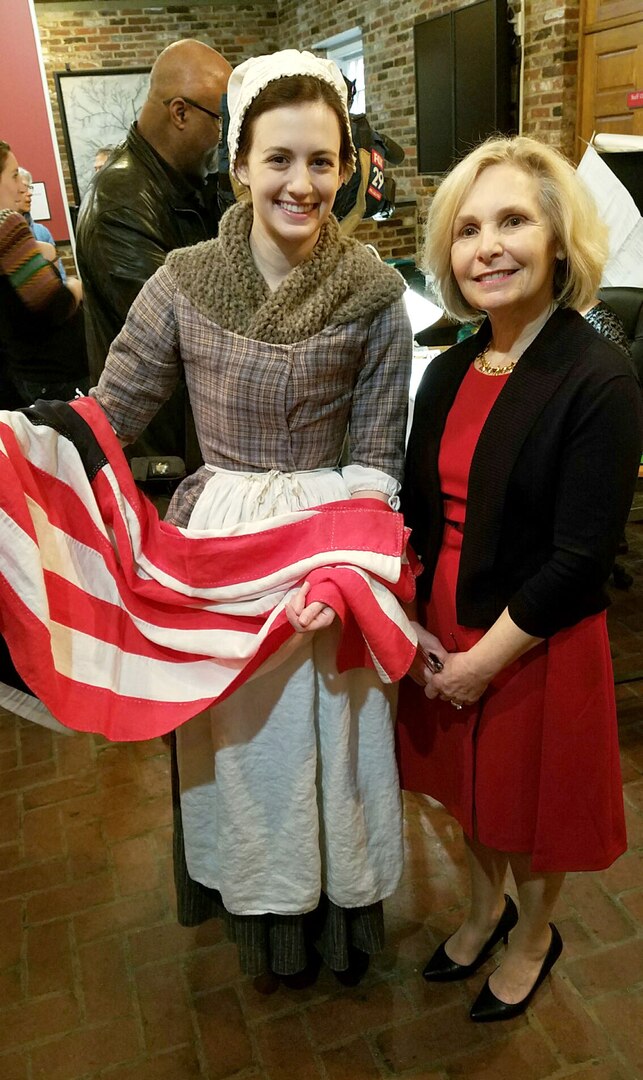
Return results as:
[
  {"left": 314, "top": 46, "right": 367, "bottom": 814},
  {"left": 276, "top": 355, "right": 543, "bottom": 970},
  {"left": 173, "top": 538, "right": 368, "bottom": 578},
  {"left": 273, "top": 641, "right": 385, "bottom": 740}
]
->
[
  {"left": 285, "top": 581, "right": 336, "bottom": 634},
  {"left": 424, "top": 649, "right": 490, "bottom": 707},
  {"left": 422, "top": 608, "right": 543, "bottom": 707}
]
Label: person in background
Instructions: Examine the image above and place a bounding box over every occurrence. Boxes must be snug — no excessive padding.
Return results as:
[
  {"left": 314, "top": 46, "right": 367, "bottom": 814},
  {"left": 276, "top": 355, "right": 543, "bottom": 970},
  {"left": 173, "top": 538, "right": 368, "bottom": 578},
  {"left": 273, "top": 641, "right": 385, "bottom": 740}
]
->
[
  {"left": 581, "top": 297, "right": 631, "bottom": 357},
  {"left": 0, "top": 141, "right": 88, "bottom": 405},
  {"left": 397, "top": 135, "right": 642, "bottom": 1023},
  {"left": 580, "top": 296, "right": 634, "bottom": 584},
  {"left": 90, "top": 49, "right": 413, "bottom": 985},
  {"left": 76, "top": 39, "right": 232, "bottom": 470},
  {"left": 93, "top": 146, "right": 114, "bottom": 173},
  {"left": 17, "top": 167, "right": 68, "bottom": 282}
]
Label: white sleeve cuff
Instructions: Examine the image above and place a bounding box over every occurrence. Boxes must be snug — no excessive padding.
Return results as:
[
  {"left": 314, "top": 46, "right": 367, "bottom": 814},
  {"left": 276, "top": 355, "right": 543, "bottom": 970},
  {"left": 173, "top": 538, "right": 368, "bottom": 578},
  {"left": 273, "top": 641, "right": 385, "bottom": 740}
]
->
[{"left": 340, "top": 464, "right": 401, "bottom": 510}]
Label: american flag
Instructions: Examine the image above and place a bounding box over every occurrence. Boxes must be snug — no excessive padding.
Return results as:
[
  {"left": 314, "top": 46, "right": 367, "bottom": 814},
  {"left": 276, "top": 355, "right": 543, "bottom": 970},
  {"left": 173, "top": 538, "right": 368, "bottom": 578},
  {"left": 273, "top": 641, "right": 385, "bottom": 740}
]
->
[{"left": 0, "top": 398, "right": 418, "bottom": 742}]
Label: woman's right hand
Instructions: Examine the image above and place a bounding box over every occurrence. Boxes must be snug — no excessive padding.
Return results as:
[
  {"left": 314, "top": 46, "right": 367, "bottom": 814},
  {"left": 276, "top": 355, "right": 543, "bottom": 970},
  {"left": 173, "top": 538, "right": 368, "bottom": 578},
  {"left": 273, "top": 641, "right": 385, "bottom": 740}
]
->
[{"left": 407, "top": 624, "right": 448, "bottom": 687}]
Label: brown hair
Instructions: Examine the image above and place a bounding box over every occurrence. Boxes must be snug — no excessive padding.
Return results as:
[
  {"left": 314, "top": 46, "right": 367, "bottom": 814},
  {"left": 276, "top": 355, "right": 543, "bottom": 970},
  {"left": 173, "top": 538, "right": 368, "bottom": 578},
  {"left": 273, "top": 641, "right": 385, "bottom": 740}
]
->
[
  {"left": 235, "top": 75, "right": 352, "bottom": 173},
  {"left": 0, "top": 142, "right": 11, "bottom": 175}
]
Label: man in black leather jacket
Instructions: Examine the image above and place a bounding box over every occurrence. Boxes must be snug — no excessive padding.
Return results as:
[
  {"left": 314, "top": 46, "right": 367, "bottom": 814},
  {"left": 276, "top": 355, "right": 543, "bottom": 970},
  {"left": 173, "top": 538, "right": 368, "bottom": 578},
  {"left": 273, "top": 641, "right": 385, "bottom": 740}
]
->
[{"left": 76, "top": 39, "right": 232, "bottom": 468}]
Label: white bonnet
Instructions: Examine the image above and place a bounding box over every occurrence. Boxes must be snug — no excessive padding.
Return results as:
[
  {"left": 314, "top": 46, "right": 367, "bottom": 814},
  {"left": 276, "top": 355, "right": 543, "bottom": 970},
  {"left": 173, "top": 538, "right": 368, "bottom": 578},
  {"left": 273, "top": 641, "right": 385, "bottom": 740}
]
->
[{"left": 227, "top": 49, "right": 357, "bottom": 180}]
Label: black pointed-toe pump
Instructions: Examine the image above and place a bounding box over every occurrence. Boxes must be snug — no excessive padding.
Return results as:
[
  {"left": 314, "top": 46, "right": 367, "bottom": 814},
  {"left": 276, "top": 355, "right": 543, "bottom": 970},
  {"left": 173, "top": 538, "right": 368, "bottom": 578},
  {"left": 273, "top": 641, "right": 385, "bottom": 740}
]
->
[
  {"left": 469, "top": 923, "right": 563, "bottom": 1022},
  {"left": 422, "top": 894, "right": 519, "bottom": 983}
]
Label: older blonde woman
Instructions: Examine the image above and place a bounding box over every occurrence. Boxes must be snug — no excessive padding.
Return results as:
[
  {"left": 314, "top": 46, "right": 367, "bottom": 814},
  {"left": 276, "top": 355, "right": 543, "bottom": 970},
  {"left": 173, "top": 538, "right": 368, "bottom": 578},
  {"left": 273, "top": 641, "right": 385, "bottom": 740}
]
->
[{"left": 397, "top": 136, "right": 642, "bottom": 1021}]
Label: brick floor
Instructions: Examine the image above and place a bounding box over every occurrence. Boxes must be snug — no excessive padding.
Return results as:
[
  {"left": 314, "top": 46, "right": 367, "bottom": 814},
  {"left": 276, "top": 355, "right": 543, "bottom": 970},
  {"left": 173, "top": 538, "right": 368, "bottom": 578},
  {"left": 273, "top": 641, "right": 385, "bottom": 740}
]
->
[{"left": 0, "top": 521, "right": 642, "bottom": 1080}]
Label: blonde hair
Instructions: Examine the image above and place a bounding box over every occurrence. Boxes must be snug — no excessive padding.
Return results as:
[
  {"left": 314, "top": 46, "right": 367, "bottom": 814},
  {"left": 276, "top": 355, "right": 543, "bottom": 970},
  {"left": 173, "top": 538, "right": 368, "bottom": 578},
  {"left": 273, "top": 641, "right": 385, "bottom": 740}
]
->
[{"left": 424, "top": 135, "right": 609, "bottom": 322}]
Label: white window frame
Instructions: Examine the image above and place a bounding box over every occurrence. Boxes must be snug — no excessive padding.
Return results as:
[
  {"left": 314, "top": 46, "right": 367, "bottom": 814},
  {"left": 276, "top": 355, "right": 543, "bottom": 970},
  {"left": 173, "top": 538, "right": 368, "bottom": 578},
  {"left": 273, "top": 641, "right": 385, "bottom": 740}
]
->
[{"left": 314, "top": 28, "right": 365, "bottom": 114}]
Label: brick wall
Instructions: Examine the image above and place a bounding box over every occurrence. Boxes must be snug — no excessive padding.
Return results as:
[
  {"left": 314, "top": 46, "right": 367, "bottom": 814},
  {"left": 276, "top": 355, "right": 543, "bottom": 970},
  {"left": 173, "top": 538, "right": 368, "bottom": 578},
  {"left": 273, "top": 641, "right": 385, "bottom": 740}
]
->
[
  {"left": 35, "top": 2, "right": 280, "bottom": 207},
  {"left": 279, "top": 0, "right": 456, "bottom": 259},
  {"left": 523, "top": 0, "right": 580, "bottom": 159},
  {"left": 279, "top": 0, "right": 581, "bottom": 260},
  {"left": 35, "top": 0, "right": 581, "bottom": 267},
  {"left": 352, "top": 203, "right": 418, "bottom": 261}
]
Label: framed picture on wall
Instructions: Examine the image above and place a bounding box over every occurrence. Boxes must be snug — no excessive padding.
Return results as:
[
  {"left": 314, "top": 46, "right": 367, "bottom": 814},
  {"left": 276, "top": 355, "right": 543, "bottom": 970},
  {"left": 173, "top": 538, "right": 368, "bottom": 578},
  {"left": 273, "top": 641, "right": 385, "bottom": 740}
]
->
[{"left": 54, "top": 66, "right": 151, "bottom": 204}]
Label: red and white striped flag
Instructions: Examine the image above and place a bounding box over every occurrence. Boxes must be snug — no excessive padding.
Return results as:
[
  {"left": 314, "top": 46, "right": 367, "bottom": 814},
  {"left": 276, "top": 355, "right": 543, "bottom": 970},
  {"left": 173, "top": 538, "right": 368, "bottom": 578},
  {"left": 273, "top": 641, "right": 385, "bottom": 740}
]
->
[{"left": 0, "top": 398, "right": 418, "bottom": 742}]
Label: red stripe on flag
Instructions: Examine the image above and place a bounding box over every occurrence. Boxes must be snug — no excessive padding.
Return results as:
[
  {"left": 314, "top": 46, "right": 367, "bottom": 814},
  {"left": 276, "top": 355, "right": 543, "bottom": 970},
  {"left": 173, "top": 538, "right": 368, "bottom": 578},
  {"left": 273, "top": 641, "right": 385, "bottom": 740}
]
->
[
  {"left": 44, "top": 572, "right": 264, "bottom": 658},
  {"left": 0, "top": 401, "right": 419, "bottom": 740}
]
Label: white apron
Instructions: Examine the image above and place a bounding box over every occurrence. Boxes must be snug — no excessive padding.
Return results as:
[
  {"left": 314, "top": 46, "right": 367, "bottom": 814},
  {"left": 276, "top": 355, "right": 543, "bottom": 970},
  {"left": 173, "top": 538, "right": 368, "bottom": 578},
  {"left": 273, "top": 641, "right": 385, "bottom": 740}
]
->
[{"left": 176, "top": 466, "right": 404, "bottom": 915}]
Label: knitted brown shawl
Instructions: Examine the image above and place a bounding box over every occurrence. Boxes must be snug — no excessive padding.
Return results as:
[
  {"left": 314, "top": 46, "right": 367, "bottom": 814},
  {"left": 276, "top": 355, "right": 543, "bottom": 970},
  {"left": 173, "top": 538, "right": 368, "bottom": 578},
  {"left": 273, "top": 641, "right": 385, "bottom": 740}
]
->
[{"left": 165, "top": 200, "right": 406, "bottom": 344}]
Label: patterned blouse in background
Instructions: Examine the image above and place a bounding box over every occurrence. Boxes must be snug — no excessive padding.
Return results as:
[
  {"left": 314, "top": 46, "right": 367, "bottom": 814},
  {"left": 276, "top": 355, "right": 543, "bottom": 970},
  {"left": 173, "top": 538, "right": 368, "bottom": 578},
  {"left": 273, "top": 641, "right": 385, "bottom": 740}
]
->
[{"left": 584, "top": 299, "right": 632, "bottom": 357}]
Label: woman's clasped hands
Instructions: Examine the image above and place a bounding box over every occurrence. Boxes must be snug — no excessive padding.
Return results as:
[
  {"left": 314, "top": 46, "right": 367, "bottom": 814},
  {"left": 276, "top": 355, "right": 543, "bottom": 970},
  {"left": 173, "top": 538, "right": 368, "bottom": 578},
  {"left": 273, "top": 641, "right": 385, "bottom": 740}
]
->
[{"left": 409, "top": 623, "right": 490, "bottom": 708}]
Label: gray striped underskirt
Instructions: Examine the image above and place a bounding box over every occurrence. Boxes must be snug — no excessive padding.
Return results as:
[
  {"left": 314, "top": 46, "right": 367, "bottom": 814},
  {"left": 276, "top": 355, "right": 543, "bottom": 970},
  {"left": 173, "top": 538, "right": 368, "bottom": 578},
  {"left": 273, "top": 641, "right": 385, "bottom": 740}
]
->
[{"left": 170, "top": 736, "right": 385, "bottom": 976}]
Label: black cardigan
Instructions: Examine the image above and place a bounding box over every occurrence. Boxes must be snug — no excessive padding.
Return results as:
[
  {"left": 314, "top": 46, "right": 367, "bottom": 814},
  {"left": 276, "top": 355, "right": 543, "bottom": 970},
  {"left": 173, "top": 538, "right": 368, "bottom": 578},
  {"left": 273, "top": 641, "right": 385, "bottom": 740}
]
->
[{"left": 402, "top": 307, "right": 642, "bottom": 638}]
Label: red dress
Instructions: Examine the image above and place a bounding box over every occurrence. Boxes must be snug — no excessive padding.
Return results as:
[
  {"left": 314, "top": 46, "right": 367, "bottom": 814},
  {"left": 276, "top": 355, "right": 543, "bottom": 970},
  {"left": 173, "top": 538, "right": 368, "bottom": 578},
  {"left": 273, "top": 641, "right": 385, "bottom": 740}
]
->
[{"left": 397, "top": 364, "right": 626, "bottom": 872}]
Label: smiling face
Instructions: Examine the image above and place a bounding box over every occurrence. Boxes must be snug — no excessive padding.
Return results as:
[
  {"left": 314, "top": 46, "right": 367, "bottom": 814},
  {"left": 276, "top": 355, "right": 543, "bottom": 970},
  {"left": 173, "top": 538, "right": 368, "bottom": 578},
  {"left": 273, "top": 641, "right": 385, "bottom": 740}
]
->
[
  {"left": 450, "top": 163, "right": 560, "bottom": 327},
  {"left": 0, "top": 150, "right": 23, "bottom": 212},
  {"left": 236, "top": 100, "right": 344, "bottom": 269}
]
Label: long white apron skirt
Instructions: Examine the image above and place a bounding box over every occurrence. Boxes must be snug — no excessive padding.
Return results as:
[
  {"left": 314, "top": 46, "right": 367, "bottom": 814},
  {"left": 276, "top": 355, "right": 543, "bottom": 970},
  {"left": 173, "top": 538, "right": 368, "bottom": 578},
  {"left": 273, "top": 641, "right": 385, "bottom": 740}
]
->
[{"left": 176, "top": 467, "right": 404, "bottom": 916}]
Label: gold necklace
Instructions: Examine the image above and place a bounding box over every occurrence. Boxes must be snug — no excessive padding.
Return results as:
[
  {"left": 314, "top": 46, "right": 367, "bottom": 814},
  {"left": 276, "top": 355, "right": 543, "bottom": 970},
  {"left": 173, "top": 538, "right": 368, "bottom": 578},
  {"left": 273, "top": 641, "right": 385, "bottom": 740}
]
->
[{"left": 475, "top": 341, "right": 517, "bottom": 377}]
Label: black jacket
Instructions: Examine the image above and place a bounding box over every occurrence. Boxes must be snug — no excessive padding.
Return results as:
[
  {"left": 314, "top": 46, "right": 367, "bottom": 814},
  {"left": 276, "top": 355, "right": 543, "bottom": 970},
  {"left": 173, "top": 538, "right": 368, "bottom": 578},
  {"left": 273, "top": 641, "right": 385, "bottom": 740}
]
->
[
  {"left": 402, "top": 307, "right": 642, "bottom": 638},
  {"left": 0, "top": 275, "right": 88, "bottom": 389},
  {"left": 77, "top": 123, "right": 220, "bottom": 380},
  {"left": 76, "top": 124, "right": 220, "bottom": 464}
]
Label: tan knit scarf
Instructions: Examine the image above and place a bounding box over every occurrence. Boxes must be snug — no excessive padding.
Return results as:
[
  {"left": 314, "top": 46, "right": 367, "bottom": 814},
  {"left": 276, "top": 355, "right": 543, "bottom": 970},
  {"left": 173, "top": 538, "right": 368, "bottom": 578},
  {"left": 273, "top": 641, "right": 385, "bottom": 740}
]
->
[{"left": 165, "top": 200, "right": 406, "bottom": 344}]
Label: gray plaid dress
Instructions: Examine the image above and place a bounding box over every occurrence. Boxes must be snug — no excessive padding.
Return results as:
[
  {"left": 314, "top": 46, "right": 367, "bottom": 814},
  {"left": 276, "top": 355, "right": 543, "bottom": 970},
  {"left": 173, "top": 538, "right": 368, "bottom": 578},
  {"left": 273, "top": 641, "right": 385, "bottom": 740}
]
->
[{"left": 92, "top": 233, "right": 413, "bottom": 975}]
